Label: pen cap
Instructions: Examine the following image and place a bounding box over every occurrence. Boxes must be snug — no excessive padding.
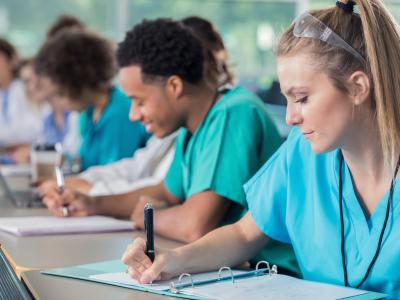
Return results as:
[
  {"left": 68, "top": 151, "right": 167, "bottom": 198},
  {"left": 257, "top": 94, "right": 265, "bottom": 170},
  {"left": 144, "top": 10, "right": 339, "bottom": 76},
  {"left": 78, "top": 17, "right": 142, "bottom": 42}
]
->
[{"left": 144, "top": 203, "right": 153, "bottom": 231}]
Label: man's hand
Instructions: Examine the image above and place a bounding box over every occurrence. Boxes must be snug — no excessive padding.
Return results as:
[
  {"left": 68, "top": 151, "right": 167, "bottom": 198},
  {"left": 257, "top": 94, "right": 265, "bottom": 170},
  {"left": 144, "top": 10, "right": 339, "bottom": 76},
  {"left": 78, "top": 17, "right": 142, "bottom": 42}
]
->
[
  {"left": 42, "top": 187, "right": 97, "bottom": 217},
  {"left": 37, "top": 177, "right": 92, "bottom": 195},
  {"left": 37, "top": 179, "right": 58, "bottom": 196}
]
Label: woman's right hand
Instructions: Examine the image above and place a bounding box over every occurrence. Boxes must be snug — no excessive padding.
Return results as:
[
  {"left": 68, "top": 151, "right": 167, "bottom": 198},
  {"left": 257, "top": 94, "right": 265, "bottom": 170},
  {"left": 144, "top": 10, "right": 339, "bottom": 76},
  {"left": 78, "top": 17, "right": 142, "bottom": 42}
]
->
[
  {"left": 41, "top": 184, "right": 96, "bottom": 217},
  {"left": 122, "top": 237, "right": 182, "bottom": 284}
]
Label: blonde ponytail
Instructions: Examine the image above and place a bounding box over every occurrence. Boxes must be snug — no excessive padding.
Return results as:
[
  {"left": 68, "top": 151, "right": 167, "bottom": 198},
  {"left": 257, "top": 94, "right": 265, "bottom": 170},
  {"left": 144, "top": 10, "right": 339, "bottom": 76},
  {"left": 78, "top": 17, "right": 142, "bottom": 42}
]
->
[{"left": 355, "top": 0, "right": 400, "bottom": 167}]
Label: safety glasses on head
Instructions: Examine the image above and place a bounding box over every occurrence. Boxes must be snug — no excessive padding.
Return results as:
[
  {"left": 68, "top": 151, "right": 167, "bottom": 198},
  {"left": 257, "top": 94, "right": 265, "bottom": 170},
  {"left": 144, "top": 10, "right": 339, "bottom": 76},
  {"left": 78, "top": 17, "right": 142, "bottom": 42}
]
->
[{"left": 292, "top": 12, "right": 365, "bottom": 64}]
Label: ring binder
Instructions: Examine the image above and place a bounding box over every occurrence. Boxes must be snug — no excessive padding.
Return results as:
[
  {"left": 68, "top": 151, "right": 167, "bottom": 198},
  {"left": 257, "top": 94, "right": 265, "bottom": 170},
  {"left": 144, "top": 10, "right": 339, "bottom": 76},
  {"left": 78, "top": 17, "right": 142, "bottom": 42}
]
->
[
  {"left": 255, "top": 260, "right": 278, "bottom": 276},
  {"left": 168, "top": 260, "right": 276, "bottom": 294},
  {"left": 44, "top": 259, "right": 386, "bottom": 300},
  {"left": 255, "top": 260, "right": 271, "bottom": 276},
  {"left": 218, "top": 267, "right": 235, "bottom": 283},
  {"left": 170, "top": 273, "right": 194, "bottom": 294}
]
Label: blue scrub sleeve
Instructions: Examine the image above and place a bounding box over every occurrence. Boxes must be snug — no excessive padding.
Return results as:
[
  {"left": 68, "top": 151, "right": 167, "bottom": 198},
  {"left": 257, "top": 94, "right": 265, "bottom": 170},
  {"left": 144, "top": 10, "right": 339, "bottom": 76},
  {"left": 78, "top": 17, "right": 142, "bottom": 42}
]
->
[
  {"left": 187, "top": 107, "right": 266, "bottom": 207},
  {"left": 164, "top": 130, "right": 185, "bottom": 199},
  {"left": 244, "top": 131, "right": 296, "bottom": 244}
]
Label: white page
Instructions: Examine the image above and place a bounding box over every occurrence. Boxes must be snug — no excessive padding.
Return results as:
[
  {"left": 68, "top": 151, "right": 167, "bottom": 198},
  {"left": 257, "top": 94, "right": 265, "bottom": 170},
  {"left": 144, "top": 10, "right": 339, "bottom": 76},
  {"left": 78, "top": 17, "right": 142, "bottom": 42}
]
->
[
  {"left": 91, "top": 269, "right": 248, "bottom": 292},
  {"left": 181, "top": 274, "right": 367, "bottom": 300},
  {"left": 0, "top": 164, "right": 31, "bottom": 176},
  {"left": 0, "top": 216, "right": 135, "bottom": 236}
]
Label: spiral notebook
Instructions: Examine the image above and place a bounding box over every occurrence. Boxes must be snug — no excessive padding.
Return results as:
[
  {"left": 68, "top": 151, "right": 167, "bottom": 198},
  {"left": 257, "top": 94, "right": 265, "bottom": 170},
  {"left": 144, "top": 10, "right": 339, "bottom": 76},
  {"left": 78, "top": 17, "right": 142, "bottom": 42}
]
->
[{"left": 41, "top": 259, "right": 386, "bottom": 299}]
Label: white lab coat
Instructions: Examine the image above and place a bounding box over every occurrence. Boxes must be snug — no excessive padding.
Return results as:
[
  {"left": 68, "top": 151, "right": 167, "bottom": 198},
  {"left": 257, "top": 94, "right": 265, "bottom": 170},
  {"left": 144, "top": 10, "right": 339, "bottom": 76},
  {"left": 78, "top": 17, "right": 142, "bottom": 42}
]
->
[
  {"left": 79, "top": 132, "right": 177, "bottom": 196},
  {"left": 0, "top": 80, "right": 43, "bottom": 146}
]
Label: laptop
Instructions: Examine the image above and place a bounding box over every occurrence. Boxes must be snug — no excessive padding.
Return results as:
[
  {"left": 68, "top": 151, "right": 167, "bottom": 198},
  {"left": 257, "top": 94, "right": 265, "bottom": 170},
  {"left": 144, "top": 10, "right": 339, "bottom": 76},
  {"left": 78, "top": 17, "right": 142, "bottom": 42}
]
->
[
  {"left": 0, "top": 173, "right": 43, "bottom": 208},
  {"left": 0, "top": 245, "right": 33, "bottom": 300}
]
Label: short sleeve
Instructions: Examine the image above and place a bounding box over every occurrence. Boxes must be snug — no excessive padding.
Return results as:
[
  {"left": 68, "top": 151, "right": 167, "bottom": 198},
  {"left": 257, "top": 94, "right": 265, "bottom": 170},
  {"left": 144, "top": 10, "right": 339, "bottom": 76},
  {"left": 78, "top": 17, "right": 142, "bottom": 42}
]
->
[
  {"left": 187, "top": 106, "right": 270, "bottom": 207},
  {"left": 164, "top": 129, "right": 185, "bottom": 199},
  {"left": 244, "top": 129, "right": 301, "bottom": 243}
]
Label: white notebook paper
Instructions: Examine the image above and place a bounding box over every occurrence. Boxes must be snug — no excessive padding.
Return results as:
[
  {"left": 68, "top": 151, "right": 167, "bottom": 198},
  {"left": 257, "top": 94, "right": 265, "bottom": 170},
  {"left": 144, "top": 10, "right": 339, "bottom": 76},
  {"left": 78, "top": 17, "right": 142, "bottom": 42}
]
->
[
  {"left": 180, "top": 274, "right": 366, "bottom": 300},
  {"left": 0, "top": 216, "right": 135, "bottom": 236}
]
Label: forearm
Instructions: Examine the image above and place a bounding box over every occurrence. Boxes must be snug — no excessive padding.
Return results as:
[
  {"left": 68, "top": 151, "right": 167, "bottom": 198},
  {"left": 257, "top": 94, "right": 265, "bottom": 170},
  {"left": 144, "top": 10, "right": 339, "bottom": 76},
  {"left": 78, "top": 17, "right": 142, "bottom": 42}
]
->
[
  {"left": 95, "top": 183, "right": 169, "bottom": 218},
  {"left": 172, "top": 214, "right": 268, "bottom": 274},
  {"left": 153, "top": 205, "right": 220, "bottom": 243}
]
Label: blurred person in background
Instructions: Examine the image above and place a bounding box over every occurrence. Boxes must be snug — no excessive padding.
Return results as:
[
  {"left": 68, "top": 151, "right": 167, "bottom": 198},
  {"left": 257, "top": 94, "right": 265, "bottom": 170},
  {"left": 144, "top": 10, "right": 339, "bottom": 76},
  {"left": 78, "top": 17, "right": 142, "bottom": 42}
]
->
[
  {"left": 37, "top": 16, "right": 236, "bottom": 197},
  {"left": 0, "top": 38, "right": 43, "bottom": 164},
  {"left": 34, "top": 29, "right": 150, "bottom": 171}
]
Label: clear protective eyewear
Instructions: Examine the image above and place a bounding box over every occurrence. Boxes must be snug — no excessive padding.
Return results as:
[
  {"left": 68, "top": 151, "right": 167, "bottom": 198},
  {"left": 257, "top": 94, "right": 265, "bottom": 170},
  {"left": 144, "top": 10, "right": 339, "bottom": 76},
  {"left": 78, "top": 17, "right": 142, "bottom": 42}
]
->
[{"left": 293, "top": 12, "right": 365, "bottom": 64}]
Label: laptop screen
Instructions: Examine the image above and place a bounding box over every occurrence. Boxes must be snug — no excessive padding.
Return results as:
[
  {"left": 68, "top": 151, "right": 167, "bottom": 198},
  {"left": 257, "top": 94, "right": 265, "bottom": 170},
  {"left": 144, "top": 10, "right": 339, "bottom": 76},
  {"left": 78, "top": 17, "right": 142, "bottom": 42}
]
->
[
  {"left": 0, "top": 174, "right": 42, "bottom": 208},
  {"left": 0, "top": 246, "right": 32, "bottom": 300}
]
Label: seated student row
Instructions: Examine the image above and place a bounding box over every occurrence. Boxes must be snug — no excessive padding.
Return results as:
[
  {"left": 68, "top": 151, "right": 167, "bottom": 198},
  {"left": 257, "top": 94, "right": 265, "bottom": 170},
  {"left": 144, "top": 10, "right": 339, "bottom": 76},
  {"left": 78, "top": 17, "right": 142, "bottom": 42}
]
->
[
  {"left": 121, "top": 1, "right": 400, "bottom": 299},
  {"left": 0, "top": 16, "right": 150, "bottom": 170},
  {"left": 39, "top": 16, "right": 299, "bottom": 276}
]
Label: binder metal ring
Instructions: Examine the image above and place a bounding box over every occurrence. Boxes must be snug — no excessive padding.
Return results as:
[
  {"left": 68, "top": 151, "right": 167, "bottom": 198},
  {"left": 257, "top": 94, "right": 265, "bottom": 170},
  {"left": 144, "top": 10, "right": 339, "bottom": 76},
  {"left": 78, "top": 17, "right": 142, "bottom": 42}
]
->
[
  {"left": 271, "top": 265, "right": 278, "bottom": 275},
  {"left": 255, "top": 261, "right": 271, "bottom": 276},
  {"left": 218, "top": 266, "right": 235, "bottom": 283},
  {"left": 178, "top": 273, "right": 194, "bottom": 287},
  {"left": 169, "top": 273, "right": 194, "bottom": 294}
]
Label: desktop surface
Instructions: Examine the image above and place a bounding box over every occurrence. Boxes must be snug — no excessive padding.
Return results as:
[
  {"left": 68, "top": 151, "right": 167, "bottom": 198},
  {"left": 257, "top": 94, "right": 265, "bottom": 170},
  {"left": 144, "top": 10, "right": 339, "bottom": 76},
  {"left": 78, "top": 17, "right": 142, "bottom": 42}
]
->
[
  {"left": 22, "top": 270, "right": 178, "bottom": 300},
  {"left": 0, "top": 176, "right": 183, "bottom": 299}
]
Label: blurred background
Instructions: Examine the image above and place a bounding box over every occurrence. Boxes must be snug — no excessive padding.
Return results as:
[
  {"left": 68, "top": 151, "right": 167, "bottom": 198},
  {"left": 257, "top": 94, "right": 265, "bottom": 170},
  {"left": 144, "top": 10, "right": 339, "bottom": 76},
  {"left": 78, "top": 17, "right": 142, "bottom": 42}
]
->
[
  {"left": 4, "top": 0, "right": 400, "bottom": 89},
  {"left": 2, "top": 0, "right": 400, "bottom": 139}
]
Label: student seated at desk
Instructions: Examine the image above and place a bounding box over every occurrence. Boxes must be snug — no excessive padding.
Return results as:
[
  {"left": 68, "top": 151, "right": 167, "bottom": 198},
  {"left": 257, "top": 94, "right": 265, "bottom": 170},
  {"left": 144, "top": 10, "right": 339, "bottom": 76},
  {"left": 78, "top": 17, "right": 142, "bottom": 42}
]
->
[
  {"left": 37, "top": 15, "right": 233, "bottom": 196},
  {"left": 41, "top": 19, "right": 282, "bottom": 245},
  {"left": 38, "top": 133, "right": 176, "bottom": 196},
  {"left": 0, "top": 39, "right": 42, "bottom": 152},
  {"left": 17, "top": 59, "right": 81, "bottom": 163},
  {"left": 34, "top": 29, "right": 150, "bottom": 170},
  {"left": 122, "top": 1, "right": 400, "bottom": 298}
]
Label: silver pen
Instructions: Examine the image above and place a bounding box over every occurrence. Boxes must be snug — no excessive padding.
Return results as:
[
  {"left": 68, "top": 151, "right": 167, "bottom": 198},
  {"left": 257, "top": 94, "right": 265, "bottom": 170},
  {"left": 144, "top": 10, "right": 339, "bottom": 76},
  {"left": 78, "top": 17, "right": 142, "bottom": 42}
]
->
[{"left": 54, "top": 166, "right": 68, "bottom": 217}]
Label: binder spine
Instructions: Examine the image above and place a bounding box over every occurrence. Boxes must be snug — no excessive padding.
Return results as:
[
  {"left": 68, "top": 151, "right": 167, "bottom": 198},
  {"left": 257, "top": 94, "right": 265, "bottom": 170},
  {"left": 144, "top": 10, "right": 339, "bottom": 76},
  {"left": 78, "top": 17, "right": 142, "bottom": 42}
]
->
[{"left": 169, "top": 260, "right": 278, "bottom": 294}]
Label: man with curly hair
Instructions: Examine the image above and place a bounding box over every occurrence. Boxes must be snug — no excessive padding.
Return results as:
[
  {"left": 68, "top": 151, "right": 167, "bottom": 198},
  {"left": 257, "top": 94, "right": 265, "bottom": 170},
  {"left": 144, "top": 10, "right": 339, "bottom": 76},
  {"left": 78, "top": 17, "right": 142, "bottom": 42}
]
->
[
  {"left": 34, "top": 29, "right": 151, "bottom": 170},
  {"left": 41, "top": 19, "right": 281, "bottom": 244}
]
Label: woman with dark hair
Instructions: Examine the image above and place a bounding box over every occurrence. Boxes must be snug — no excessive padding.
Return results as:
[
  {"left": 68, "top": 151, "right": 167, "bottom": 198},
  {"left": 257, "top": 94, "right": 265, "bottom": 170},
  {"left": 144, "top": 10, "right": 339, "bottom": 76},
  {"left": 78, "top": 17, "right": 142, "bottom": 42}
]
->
[
  {"left": 35, "top": 30, "right": 150, "bottom": 170},
  {"left": 181, "top": 16, "right": 234, "bottom": 89}
]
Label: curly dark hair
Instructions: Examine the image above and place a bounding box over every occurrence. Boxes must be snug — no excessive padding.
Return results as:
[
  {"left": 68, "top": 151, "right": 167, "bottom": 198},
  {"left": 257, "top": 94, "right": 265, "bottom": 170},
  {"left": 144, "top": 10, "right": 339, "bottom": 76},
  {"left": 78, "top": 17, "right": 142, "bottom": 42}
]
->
[
  {"left": 117, "top": 18, "right": 203, "bottom": 84},
  {"left": 35, "top": 29, "right": 116, "bottom": 100},
  {"left": 46, "top": 15, "right": 86, "bottom": 38}
]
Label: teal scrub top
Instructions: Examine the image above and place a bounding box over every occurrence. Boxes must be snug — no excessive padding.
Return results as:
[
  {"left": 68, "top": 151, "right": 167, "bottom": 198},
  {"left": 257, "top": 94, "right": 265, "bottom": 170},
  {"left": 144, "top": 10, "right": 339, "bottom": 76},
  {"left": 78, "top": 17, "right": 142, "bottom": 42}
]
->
[
  {"left": 79, "top": 87, "right": 150, "bottom": 170},
  {"left": 165, "top": 86, "right": 282, "bottom": 224},
  {"left": 245, "top": 127, "right": 400, "bottom": 299}
]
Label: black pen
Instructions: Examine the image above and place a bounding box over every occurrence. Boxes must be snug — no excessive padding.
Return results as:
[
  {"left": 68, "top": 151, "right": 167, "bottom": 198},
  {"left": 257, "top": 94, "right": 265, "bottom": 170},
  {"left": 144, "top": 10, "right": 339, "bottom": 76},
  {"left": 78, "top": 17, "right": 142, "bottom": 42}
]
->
[
  {"left": 144, "top": 203, "right": 155, "bottom": 262},
  {"left": 54, "top": 166, "right": 68, "bottom": 217}
]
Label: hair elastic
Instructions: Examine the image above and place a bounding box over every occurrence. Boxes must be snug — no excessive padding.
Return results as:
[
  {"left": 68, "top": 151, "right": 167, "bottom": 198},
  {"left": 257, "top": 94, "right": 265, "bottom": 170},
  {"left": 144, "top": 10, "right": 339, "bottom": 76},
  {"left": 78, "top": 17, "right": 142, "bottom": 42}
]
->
[{"left": 336, "top": 1, "right": 355, "bottom": 13}]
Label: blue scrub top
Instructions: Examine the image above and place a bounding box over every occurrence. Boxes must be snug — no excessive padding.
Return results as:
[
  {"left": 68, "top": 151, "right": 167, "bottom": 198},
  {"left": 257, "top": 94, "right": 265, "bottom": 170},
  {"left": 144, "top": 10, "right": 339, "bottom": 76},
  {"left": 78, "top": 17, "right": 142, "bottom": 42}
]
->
[
  {"left": 41, "top": 111, "right": 71, "bottom": 145},
  {"left": 245, "top": 128, "right": 400, "bottom": 299},
  {"left": 79, "top": 87, "right": 150, "bottom": 170}
]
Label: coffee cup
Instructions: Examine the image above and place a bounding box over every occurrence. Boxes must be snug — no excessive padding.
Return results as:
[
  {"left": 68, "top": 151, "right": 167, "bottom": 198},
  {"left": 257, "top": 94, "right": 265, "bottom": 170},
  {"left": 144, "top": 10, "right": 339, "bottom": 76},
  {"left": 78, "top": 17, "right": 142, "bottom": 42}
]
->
[{"left": 31, "top": 143, "right": 62, "bottom": 182}]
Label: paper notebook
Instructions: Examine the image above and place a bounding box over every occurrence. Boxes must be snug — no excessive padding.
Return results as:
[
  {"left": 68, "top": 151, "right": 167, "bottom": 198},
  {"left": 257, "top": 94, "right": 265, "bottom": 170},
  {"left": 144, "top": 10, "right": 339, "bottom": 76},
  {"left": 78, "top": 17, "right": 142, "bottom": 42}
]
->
[
  {"left": 41, "top": 259, "right": 386, "bottom": 300},
  {"left": 0, "top": 216, "right": 135, "bottom": 236}
]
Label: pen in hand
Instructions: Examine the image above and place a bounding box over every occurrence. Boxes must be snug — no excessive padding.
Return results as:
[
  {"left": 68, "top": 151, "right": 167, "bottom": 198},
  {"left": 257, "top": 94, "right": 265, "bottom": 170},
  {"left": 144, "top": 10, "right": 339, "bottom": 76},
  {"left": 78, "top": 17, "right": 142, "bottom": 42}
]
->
[
  {"left": 144, "top": 203, "right": 155, "bottom": 262},
  {"left": 54, "top": 166, "right": 68, "bottom": 217}
]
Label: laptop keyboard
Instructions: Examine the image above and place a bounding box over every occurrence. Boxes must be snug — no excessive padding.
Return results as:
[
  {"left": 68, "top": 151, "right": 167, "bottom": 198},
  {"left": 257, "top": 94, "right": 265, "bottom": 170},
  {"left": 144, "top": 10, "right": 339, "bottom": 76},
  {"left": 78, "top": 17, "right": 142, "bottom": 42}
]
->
[{"left": 0, "top": 249, "right": 32, "bottom": 300}]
